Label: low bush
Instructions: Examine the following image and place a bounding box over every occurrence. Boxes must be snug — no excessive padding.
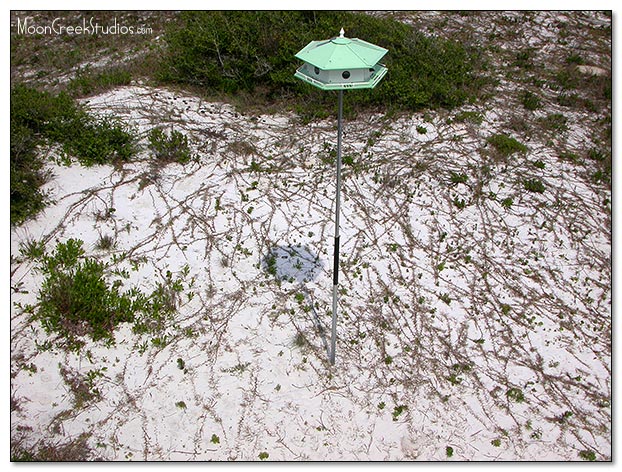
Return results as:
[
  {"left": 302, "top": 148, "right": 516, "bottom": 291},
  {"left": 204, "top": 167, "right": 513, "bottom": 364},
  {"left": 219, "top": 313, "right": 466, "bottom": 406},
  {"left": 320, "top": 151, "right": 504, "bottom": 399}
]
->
[
  {"left": 148, "top": 127, "right": 194, "bottom": 164},
  {"left": 523, "top": 179, "right": 545, "bottom": 193},
  {"left": 487, "top": 134, "right": 528, "bottom": 157},
  {"left": 36, "top": 239, "right": 134, "bottom": 347},
  {"left": 34, "top": 239, "right": 182, "bottom": 349},
  {"left": 521, "top": 90, "right": 541, "bottom": 110}
]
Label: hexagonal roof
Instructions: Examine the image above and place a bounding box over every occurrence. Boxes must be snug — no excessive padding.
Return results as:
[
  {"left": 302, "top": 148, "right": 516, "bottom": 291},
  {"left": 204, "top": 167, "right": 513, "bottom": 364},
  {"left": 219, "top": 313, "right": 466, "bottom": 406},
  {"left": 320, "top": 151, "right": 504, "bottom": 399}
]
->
[{"left": 295, "top": 29, "right": 388, "bottom": 71}]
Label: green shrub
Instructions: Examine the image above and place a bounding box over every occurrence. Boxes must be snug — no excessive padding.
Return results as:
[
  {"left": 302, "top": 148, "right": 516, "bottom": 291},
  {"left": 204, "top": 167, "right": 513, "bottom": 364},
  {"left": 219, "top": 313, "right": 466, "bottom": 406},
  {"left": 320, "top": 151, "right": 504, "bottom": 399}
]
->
[
  {"left": 34, "top": 239, "right": 181, "bottom": 349},
  {"left": 159, "top": 11, "right": 482, "bottom": 113},
  {"left": 523, "top": 179, "right": 545, "bottom": 193},
  {"left": 450, "top": 172, "right": 468, "bottom": 184},
  {"left": 148, "top": 128, "right": 194, "bottom": 164},
  {"left": 487, "top": 134, "right": 528, "bottom": 156},
  {"left": 578, "top": 450, "right": 596, "bottom": 461},
  {"left": 392, "top": 404, "right": 407, "bottom": 421},
  {"left": 62, "top": 117, "right": 135, "bottom": 165},
  {"left": 521, "top": 90, "right": 541, "bottom": 110},
  {"left": 36, "top": 240, "right": 134, "bottom": 346},
  {"left": 501, "top": 197, "right": 513, "bottom": 209},
  {"left": 513, "top": 49, "right": 535, "bottom": 70},
  {"left": 566, "top": 53, "right": 585, "bottom": 65},
  {"left": 557, "top": 92, "right": 581, "bottom": 108},
  {"left": 10, "top": 121, "right": 47, "bottom": 225},
  {"left": 11, "top": 84, "right": 135, "bottom": 166},
  {"left": 539, "top": 113, "right": 568, "bottom": 132},
  {"left": 506, "top": 387, "right": 525, "bottom": 403}
]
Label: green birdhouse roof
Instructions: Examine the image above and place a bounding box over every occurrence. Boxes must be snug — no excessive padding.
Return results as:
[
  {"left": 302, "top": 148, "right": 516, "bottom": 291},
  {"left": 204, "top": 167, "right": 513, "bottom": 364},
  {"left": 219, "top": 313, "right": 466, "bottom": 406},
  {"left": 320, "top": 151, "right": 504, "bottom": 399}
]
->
[{"left": 295, "top": 29, "right": 388, "bottom": 71}]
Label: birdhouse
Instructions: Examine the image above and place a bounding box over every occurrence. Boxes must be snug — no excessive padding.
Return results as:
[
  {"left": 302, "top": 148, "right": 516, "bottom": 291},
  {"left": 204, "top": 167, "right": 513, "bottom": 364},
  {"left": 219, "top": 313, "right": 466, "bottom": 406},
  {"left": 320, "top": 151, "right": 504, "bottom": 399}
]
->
[{"left": 294, "top": 28, "right": 388, "bottom": 90}]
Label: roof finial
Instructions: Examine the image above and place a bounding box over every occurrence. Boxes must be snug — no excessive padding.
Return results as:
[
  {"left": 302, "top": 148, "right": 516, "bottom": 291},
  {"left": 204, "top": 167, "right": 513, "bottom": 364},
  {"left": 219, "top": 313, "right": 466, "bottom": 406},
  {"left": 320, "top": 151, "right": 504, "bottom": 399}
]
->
[{"left": 339, "top": 28, "right": 345, "bottom": 38}]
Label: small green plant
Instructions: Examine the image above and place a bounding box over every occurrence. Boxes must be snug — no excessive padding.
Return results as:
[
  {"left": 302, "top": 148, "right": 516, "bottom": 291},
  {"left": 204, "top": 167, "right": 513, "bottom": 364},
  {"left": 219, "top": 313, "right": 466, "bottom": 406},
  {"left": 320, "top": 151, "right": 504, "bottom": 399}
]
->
[
  {"left": 224, "top": 362, "right": 250, "bottom": 375},
  {"left": 36, "top": 239, "right": 132, "bottom": 346},
  {"left": 487, "top": 134, "right": 527, "bottom": 157},
  {"left": 148, "top": 127, "right": 194, "bottom": 164},
  {"left": 491, "top": 438, "right": 501, "bottom": 447},
  {"left": 566, "top": 53, "right": 585, "bottom": 65},
  {"left": 578, "top": 450, "right": 596, "bottom": 461},
  {"left": 540, "top": 113, "right": 568, "bottom": 132},
  {"left": 68, "top": 66, "right": 132, "bottom": 97},
  {"left": 378, "top": 401, "right": 386, "bottom": 410},
  {"left": 416, "top": 125, "right": 428, "bottom": 134},
  {"left": 533, "top": 159, "right": 546, "bottom": 169},
  {"left": 453, "top": 111, "right": 483, "bottom": 125},
  {"left": 521, "top": 90, "right": 541, "bottom": 110},
  {"left": 59, "top": 365, "right": 102, "bottom": 409},
  {"left": 439, "top": 293, "right": 452, "bottom": 305},
  {"left": 448, "top": 373, "right": 462, "bottom": 386},
  {"left": 559, "top": 150, "right": 580, "bottom": 163},
  {"left": 560, "top": 410, "right": 573, "bottom": 422},
  {"left": 501, "top": 197, "right": 513, "bottom": 209},
  {"left": 392, "top": 405, "right": 407, "bottom": 421},
  {"left": 506, "top": 387, "right": 525, "bottom": 403},
  {"left": 513, "top": 49, "right": 534, "bottom": 69},
  {"left": 524, "top": 179, "right": 545, "bottom": 193},
  {"left": 557, "top": 92, "right": 581, "bottom": 108},
  {"left": 446, "top": 446, "right": 454, "bottom": 458},
  {"left": 175, "top": 401, "right": 187, "bottom": 409},
  {"left": 19, "top": 239, "right": 46, "bottom": 260},
  {"left": 487, "top": 134, "right": 528, "bottom": 157},
  {"left": 258, "top": 451, "right": 269, "bottom": 460},
  {"left": 384, "top": 355, "right": 393, "bottom": 365},
  {"left": 453, "top": 197, "right": 466, "bottom": 209},
  {"left": 292, "top": 332, "right": 307, "bottom": 349},
  {"left": 176, "top": 358, "right": 185, "bottom": 370},
  {"left": 210, "top": 434, "right": 220, "bottom": 444},
  {"left": 587, "top": 148, "right": 606, "bottom": 162},
  {"left": 95, "top": 235, "right": 115, "bottom": 251},
  {"left": 450, "top": 172, "right": 468, "bottom": 184}
]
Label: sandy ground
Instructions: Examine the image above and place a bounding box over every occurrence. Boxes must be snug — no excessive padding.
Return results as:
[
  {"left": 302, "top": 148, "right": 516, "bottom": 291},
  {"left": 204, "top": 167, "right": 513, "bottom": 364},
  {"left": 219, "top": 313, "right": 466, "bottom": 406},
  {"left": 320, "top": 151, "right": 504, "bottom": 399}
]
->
[{"left": 9, "top": 11, "right": 611, "bottom": 462}]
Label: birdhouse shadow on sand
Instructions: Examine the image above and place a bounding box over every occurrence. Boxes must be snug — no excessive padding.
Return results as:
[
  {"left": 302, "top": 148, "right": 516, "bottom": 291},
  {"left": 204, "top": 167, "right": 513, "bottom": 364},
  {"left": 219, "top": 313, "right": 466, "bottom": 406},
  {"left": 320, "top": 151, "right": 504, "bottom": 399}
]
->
[{"left": 261, "top": 245, "right": 329, "bottom": 358}]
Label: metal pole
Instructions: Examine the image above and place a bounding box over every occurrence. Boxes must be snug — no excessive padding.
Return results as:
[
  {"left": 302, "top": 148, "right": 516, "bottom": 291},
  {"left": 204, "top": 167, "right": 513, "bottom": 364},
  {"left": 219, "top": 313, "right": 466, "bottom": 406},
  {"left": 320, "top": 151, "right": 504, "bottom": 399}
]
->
[{"left": 330, "top": 90, "right": 343, "bottom": 365}]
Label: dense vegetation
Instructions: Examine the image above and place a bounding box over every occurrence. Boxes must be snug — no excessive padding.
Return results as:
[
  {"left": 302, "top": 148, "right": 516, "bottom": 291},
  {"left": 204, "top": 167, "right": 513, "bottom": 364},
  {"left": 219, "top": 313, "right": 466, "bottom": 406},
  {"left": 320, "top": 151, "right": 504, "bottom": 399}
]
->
[
  {"left": 159, "top": 11, "right": 481, "bottom": 115},
  {"left": 31, "top": 238, "right": 185, "bottom": 350},
  {"left": 10, "top": 84, "right": 136, "bottom": 225}
]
